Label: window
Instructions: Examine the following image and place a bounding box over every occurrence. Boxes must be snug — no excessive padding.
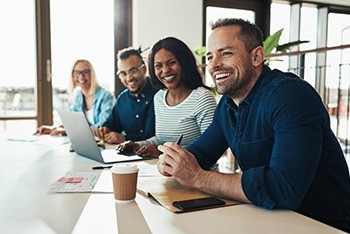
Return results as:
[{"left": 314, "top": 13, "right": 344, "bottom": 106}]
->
[
  {"left": 0, "top": 0, "right": 37, "bottom": 131},
  {"left": 50, "top": 0, "right": 115, "bottom": 125}
]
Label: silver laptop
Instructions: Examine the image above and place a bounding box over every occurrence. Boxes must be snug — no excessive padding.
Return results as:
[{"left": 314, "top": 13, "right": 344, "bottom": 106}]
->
[{"left": 57, "top": 110, "right": 152, "bottom": 164}]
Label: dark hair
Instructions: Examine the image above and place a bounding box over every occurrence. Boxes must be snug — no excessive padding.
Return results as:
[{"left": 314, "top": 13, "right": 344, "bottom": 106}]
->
[
  {"left": 210, "top": 18, "right": 263, "bottom": 52},
  {"left": 117, "top": 46, "right": 145, "bottom": 64},
  {"left": 148, "top": 37, "right": 206, "bottom": 90}
]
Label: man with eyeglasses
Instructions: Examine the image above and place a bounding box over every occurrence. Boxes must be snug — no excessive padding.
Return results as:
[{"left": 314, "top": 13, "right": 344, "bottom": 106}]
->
[{"left": 93, "top": 47, "right": 158, "bottom": 144}]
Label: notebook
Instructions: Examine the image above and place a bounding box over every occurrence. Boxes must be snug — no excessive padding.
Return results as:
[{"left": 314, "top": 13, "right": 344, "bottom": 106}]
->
[
  {"left": 57, "top": 110, "right": 152, "bottom": 164},
  {"left": 137, "top": 177, "right": 241, "bottom": 213}
]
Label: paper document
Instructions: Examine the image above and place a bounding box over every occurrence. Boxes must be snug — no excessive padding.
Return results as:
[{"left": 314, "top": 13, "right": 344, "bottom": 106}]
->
[
  {"left": 6, "top": 133, "right": 69, "bottom": 145},
  {"left": 6, "top": 133, "right": 40, "bottom": 142},
  {"left": 137, "top": 162, "right": 163, "bottom": 177},
  {"left": 48, "top": 171, "right": 111, "bottom": 193},
  {"left": 90, "top": 162, "right": 162, "bottom": 193}
]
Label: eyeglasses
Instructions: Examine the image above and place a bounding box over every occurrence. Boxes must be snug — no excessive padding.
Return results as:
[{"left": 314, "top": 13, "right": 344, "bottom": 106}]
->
[
  {"left": 73, "top": 69, "right": 91, "bottom": 78},
  {"left": 116, "top": 64, "right": 144, "bottom": 79}
]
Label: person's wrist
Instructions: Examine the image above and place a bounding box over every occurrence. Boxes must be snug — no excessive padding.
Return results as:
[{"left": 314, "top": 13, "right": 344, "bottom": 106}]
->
[{"left": 193, "top": 168, "right": 207, "bottom": 190}]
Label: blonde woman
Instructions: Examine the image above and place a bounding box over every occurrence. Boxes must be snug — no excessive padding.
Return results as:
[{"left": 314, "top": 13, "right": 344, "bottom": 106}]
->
[{"left": 36, "top": 59, "right": 114, "bottom": 136}]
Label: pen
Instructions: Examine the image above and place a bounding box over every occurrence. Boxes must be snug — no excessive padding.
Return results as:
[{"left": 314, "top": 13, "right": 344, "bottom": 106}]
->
[
  {"left": 176, "top": 134, "right": 183, "bottom": 145},
  {"left": 92, "top": 165, "right": 113, "bottom": 170}
]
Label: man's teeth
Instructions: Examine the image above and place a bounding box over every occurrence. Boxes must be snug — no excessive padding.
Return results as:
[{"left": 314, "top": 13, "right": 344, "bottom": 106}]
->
[{"left": 215, "top": 73, "right": 231, "bottom": 79}]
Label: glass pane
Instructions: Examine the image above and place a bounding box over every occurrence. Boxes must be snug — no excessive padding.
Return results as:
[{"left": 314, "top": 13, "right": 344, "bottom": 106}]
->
[
  {"left": 327, "top": 13, "right": 350, "bottom": 141},
  {"left": 326, "top": 13, "right": 350, "bottom": 94},
  {"left": 269, "top": 3, "right": 291, "bottom": 72},
  {"left": 300, "top": 6, "right": 317, "bottom": 86},
  {"left": 50, "top": 0, "right": 115, "bottom": 126},
  {"left": 0, "top": 0, "right": 37, "bottom": 131}
]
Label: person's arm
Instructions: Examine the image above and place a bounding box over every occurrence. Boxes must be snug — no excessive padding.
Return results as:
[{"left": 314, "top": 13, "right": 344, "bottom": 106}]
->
[
  {"left": 49, "top": 126, "right": 66, "bottom": 136},
  {"left": 102, "top": 100, "right": 123, "bottom": 133},
  {"left": 69, "top": 89, "right": 82, "bottom": 112},
  {"left": 35, "top": 125, "right": 65, "bottom": 136},
  {"left": 35, "top": 125, "right": 55, "bottom": 135},
  {"left": 93, "top": 89, "right": 114, "bottom": 128},
  {"left": 157, "top": 142, "right": 250, "bottom": 203},
  {"left": 242, "top": 80, "right": 327, "bottom": 210},
  {"left": 187, "top": 102, "right": 229, "bottom": 169}
]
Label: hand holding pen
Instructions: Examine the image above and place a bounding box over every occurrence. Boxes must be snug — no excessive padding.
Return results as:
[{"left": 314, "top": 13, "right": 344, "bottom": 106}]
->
[
  {"left": 157, "top": 134, "right": 204, "bottom": 186},
  {"left": 155, "top": 134, "right": 184, "bottom": 175}
]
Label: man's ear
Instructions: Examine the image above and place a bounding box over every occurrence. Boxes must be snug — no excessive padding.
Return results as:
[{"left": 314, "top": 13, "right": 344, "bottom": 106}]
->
[{"left": 251, "top": 46, "right": 264, "bottom": 67}]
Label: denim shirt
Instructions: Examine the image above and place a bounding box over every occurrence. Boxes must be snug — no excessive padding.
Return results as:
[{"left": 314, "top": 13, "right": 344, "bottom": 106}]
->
[
  {"left": 70, "top": 86, "right": 114, "bottom": 128},
  {"left": 103, "top": 78, "right": 157, "bottom": 141},
  {"left": 188, "top": 65, "right": 350, "bottom": 222}
]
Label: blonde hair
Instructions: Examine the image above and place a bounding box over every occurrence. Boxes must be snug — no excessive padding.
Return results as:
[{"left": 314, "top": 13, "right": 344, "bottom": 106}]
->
[{"left": 69, "top": 59, "right": 99, "bottom": 96}]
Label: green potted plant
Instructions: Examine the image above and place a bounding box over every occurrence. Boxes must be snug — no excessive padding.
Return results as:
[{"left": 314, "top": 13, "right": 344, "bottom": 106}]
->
[{"left": 263, "top": 28, "right": 309, "bottom": 63}]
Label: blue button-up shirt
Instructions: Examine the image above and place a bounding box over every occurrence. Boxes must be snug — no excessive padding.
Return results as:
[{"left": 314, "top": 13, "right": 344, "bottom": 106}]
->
[
  {"left": 188, "top": 65, "right": 350, "bottom": 223},
  {"left": 70, "top": 86, "right": 114, "bottom": 128},
  {"left": 103, "top": 79, "right": 157, "bottom": 141}
]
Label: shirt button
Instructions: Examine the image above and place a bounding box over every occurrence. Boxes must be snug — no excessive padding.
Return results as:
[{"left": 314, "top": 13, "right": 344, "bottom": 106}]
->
[
  {"left": 137, "top": 99, "right": 140, "bottom": 102},
  {"left": 136, "top": 115, "right": 139, "bottom": 118},
  {"left": 140, "top": 130, "right": 143, "bottom": 133}
]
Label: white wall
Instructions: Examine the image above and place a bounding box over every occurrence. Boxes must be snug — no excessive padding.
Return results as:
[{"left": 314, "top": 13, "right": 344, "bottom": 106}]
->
[{"left": 132, "top": 0, "right": 203, "bottom": 60}]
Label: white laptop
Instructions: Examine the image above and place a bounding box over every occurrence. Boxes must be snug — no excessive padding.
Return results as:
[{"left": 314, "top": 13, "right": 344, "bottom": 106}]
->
[{"left": 57, "top": 110, "right": 152, "bottom": 164}]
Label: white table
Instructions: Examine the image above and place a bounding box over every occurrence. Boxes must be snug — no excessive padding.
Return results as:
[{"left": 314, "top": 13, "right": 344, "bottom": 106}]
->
[{"left": 0, "top": 137, "right": 345, "bottom": 233}]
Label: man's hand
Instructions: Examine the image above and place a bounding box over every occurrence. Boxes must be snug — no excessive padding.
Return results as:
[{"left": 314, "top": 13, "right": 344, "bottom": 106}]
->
[
  {"left": 157, "top": 142, "right": 203, "bottom": 187},
  {"left": 157, "top": 142, "right": 250, "bottom": 204},
  {"left": 135, "top": 144, "right": 161, "bottom": 158},
  {"left": 93, "top": 127, "right": 110, "bottom": 141},
  {"left": 93, "top": 127, "right": 125, "bottom": 144},
  {"left": 104, "top": 132, "right": 126, "bottom": 144},
  {"left": 115, "top": 140, "right": 140, "bottom": 153}
]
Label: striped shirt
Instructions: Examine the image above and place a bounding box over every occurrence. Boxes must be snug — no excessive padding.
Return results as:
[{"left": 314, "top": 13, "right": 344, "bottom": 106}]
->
[{"left": 137, "top": 87, "right": 217, "bottom": 148}]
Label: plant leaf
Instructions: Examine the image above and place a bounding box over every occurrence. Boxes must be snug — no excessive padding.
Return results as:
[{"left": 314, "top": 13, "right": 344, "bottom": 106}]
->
[
  {"left": 276, "top": 40, "right": 310, "bottom": 52},
  {"left": 263, "top": 29, "right": 283, "bottom": 55},
  {"left": 195, "top": 46, "right": 206, "bottom": 57}
]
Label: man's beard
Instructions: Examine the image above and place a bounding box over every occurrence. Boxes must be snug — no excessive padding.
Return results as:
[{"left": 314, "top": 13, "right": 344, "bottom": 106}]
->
[{"left": 216, "top": 69, "right": 253, "bottom": 98}]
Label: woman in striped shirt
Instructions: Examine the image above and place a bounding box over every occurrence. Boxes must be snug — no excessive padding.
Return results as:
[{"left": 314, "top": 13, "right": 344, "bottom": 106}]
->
[{"left": 116, "top": 37, "right": 217, "bottom": 157}]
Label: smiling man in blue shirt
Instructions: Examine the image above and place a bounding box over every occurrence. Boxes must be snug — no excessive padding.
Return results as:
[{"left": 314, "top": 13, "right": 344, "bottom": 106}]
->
[
  {"left": 157, "top": 18, "right": 350, "bottom": 232},
  {"left": 94, "top": 47, "right": 157, "bottom": 144}
]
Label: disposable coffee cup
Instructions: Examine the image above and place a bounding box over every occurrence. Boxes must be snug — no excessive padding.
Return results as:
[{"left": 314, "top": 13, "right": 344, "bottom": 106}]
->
[{"left": 111, "top": 164, "right": 139, "bottom": 202}]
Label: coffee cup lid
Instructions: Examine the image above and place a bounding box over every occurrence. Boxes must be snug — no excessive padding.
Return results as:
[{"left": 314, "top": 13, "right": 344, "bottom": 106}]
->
[{"left": 111, "top": 163, "right": 138, "bottom": 174}]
